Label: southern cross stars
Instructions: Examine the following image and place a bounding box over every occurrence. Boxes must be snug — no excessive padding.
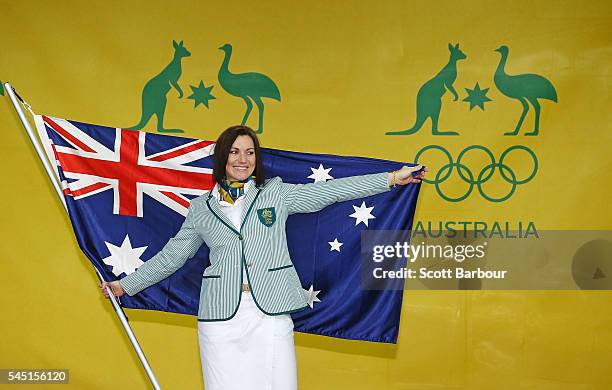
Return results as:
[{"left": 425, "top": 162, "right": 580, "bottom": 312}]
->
[
  {"left": 308, "top": 164, "right": 334, "bottom": 183},
  {"left": 349, "top": 201, "right": 376, "bottom": 227},
  {"left": 463, "top": 82, "right": 492, "bottom": 111},
  {"left": 102, "top": 235, "right": 147, "bottom": 276},
  {"left": 188, "top": 81, "right": 216, "bottom": 108},
  {"left": 303, "top": 285, "right": 321, "bottom": 308},
  {"left": 328, "top": 238, "right": 343, "bottom": 252}
]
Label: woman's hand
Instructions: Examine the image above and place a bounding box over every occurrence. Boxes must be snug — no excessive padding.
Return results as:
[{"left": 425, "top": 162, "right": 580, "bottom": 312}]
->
[
  {"left": 99, "top": 280, "right": 126, "bottom": 299},
  {"left": 388, "top": 165, "right": 428, "bottom": 186}
]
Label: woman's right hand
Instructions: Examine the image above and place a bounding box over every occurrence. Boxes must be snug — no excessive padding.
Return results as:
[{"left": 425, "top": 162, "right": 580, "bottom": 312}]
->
[{"left": 99, "top": 281, "right": 126, "bottom": 298}]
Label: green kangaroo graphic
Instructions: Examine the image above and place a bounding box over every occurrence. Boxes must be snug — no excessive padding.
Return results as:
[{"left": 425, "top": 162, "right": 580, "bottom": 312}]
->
[
  {"left": 387, "top": 43, "right": 466, "bottom": 136},
  {"left": 0, "top": 81, "right": 4, "bottom": 96},
  {"left": 494, "top": 45, "right": 557, "bottom": 136},
  {"left": 129, "top": 40, "right": 191, "bottom": 133},
  {"left": 218, "top": 43, "right": 281, "bottom": 134}
]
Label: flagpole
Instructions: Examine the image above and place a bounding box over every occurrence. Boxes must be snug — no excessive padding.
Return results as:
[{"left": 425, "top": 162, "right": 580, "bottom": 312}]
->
[
  {"left": 4, "top": 83, "right": 67, "bottom": 210},
  {"left": 4, "top": 82, "right": 162, "bottom": 390}
]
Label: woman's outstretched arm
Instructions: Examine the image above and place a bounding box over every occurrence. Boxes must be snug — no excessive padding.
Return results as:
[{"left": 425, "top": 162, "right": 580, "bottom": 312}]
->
[
  {"left": 278, "top": 165, "right": 426, "bottom": 215},
  {"left": 116, "top": 202, "right": 204, "bottom": 296}
]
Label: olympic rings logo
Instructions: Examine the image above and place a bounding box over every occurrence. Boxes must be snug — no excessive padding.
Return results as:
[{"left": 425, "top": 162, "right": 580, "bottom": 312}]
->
[{"left": 414, "top": 145, "right": 538, "bottom": 202}]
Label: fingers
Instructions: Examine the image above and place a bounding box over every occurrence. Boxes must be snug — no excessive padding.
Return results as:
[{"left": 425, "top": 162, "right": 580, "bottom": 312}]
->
[
  {"left": 404, "top": 164, "right": 422, "bottom": 173},
  {"left": 415, "top": 166, "right": 427, "bottom": 179},
  {"left": 408, "top": 175, "right": 424, "bottom": 183},
  {"left": 402, "top": 165, "right": 427, "bottom": 179},
  {"left": 99, "top": 282, "right": 111, "bottom": 299}
]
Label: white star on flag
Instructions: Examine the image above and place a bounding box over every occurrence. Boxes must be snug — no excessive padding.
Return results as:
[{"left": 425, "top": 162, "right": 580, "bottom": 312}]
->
[
  {"left": 102, "top": 235, "right": 147, "bottom": 276},
  {"left": 303, "top": 285, "right": 321, "bottom": 308},
  {"left": 307, "top": 164, "right": 334, "bottom": 183},
  {"left": 349, "top": 201, "right": 376, "bottom": 227},
  {"left": 328, "top": 238, "right": 343, "bottom": 252}
]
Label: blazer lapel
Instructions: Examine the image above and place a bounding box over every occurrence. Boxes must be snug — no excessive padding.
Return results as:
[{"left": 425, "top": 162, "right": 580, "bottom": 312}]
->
[
  {"left": 206, "top": 192, "right": 240, "bottom": 235},
  {"left": 240, "top": 185, "right": 261, "bottom": 229}
]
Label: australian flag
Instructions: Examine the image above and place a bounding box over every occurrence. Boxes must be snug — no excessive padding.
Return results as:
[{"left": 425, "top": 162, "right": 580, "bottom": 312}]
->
[{"left": 34, "top": 115, "right": 422, "bottom": 343}]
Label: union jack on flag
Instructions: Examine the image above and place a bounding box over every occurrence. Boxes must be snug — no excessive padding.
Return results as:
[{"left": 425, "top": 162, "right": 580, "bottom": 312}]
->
[
  {"left": 35, "top": 115, "right": 422, "bottom": 343},
  {"left": 35, "top": 115, "right": 216, "bottom": 217}
]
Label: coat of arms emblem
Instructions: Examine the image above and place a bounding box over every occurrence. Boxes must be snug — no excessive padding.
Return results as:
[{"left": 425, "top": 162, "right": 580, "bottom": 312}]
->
[{"left": 257, "top": 207, "right": 276, "bottom": 227}]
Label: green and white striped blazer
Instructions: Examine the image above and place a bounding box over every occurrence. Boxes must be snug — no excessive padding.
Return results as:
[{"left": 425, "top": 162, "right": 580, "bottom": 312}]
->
[{"left": 119, "top": 172, "right": 391, "bottom": 321}]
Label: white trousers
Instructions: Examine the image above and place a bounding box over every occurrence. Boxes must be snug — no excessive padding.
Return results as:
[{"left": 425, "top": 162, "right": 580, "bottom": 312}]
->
[{"left": 197, "top": 291, "right": 298, "bottom": 390}]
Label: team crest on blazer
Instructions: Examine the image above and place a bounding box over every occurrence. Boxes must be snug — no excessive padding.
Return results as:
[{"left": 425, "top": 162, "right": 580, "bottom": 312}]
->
[{"left": 257, "top": 207, "right": 276, "bottom": 227}]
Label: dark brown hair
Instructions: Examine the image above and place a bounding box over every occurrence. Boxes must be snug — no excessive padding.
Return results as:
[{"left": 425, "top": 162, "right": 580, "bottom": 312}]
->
[{"left": 213, "top": 125, "right": 265, "bottom": 187}]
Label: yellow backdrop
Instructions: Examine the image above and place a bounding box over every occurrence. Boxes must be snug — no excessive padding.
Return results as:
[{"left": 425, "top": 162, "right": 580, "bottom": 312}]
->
[{"left": 1, "top": 0, "right": 610, "bottom": 389}]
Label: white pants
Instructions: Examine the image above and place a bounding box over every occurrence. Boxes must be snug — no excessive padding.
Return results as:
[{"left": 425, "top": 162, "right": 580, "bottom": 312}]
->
[{"left": 197, "top": 291, "right": 298, "bottom": 390}]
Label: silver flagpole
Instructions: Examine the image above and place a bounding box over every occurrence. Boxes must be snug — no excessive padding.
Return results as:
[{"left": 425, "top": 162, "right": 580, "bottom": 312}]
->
[
  {"left": 4, "top": 83, "right": 67, "bottom": 211},
  {"left": 4, "top": 82, "right": 162, "bottom": 390}
]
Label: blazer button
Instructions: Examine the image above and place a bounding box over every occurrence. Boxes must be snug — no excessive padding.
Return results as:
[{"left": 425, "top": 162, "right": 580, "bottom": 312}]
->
[
  {"left": 247, "top": 261, "right": 253, "bottom": 268},
  {"left": 238, "top": 234, "right": 243, "bottom": 240}
]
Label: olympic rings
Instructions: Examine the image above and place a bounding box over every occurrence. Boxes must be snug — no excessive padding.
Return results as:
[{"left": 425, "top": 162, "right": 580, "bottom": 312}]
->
[{"left": 414, "top": 145, "right": 538, "bottom": 202}]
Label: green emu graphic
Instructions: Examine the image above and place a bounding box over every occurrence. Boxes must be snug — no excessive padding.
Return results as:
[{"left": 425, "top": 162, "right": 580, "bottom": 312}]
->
[
  {"left": 493, "top": 45, "right": 557, "bottom": 136},
  {"left": 387, "top": 43, "right": 466, "bottom": 136},
  {"left": 218, "top": 43, "right": 280, "bottom": 134},
  {"left": 130, "top": 40, "right": 191, "bottom": 133}
]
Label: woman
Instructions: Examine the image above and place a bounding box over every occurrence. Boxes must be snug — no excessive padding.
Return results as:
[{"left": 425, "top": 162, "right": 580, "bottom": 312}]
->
[{"left": 100, "top": 125, "right": 426, "bottom": 389}]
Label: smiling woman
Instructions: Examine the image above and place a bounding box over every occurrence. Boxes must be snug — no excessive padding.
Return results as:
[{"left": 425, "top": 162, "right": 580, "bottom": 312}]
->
[
  {"left": 213, "top": 125, "right": 266, "bottom": 186},
  {"left": 226, "top": 134, "right": 255, "bottom": 181},
  {"left": 100, "top": 124, "right": 426, "bottom": 389}
]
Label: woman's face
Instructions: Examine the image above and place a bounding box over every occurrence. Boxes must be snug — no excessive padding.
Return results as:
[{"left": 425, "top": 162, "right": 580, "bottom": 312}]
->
[{"left": 225, "top": 135, "right": 256, "bottom": 182}]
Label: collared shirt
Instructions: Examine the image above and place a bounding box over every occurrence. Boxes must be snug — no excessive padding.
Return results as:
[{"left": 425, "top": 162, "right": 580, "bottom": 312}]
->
[{"left": 210, "top": 180, "right": 254, "bottom": 283}]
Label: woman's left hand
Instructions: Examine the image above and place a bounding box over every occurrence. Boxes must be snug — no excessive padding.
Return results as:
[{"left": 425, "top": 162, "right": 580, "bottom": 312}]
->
[{"left": 388, "top": 165, "right": 428, "bottom": 186}]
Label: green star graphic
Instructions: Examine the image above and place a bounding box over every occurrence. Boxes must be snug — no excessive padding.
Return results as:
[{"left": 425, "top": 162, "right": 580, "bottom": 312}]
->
[
  {"left": 463, "top": 82, "right": 492, "bottom": 111},
  {"left": 188, "top": 81, "right": 215, "bottom": 108}
]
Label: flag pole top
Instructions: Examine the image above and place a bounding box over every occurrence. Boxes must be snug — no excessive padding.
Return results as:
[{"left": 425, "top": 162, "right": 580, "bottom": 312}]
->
[{"left": 4, "top": 82, "right": 35, "bottom": 116}]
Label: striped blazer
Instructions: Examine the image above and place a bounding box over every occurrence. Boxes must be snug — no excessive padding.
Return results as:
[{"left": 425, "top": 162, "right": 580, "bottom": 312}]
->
[{"left": 119, "top": 172, "right": 391, "bottom": 321}]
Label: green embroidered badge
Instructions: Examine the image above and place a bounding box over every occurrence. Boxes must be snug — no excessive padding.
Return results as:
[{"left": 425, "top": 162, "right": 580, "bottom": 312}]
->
[{"left": 257, "top": 207, "right": 276, "bottom": 227}]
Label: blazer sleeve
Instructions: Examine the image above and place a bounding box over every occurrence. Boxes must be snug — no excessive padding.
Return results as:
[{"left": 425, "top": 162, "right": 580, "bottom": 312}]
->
[
  {"left": 278, "top": 171, "right": 391, "bottom": 215},
  {"left": 119, "top": 202, "right": 204, "bottom": 296}
]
